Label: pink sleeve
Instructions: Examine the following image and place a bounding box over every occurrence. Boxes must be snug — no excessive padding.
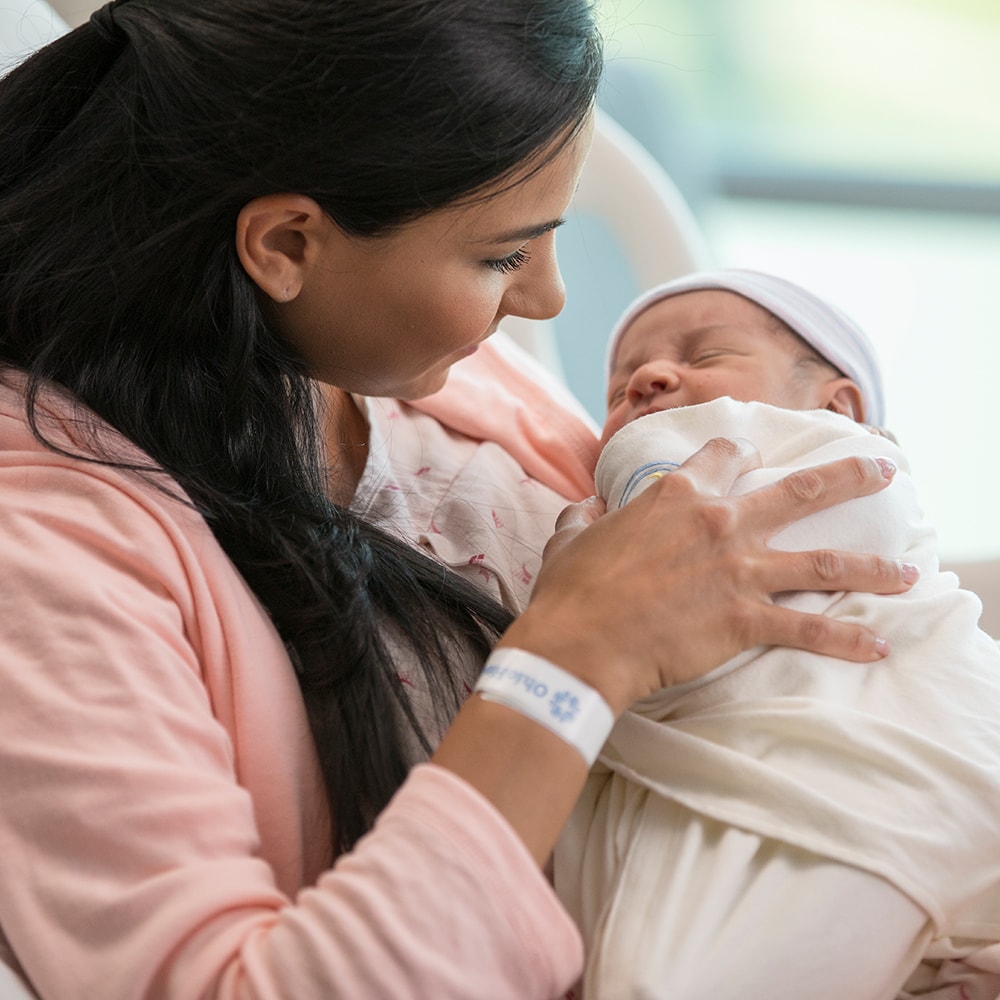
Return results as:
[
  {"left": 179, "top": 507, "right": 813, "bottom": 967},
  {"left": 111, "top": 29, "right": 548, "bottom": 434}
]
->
[
  {"left": 286, "top": 765, "right": 585, "bottom": 999},
  {"left": 0, "top": 452, "right": 582, "bottom": 999},
  {"left": 231, "top": 765, "right": 584, "bottom": 999}
]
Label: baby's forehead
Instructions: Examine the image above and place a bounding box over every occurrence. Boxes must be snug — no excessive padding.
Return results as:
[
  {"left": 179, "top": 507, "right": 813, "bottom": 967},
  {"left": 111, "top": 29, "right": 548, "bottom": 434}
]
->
[{"left": 611, "top": 289, "right": 782, "bottom": 364}]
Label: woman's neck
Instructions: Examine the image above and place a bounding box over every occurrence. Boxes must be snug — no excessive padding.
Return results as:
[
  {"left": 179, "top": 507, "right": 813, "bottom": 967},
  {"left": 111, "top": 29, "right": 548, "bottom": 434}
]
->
[{"left": 320, "top": 384, "right": 370, "bottom": 506}]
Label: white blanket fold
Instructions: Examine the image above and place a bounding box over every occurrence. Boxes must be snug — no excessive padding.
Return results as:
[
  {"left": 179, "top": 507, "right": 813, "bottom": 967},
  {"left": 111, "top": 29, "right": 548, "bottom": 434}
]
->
[{"left": 560, "top": 399, "right": 1000, "bottom": 996}]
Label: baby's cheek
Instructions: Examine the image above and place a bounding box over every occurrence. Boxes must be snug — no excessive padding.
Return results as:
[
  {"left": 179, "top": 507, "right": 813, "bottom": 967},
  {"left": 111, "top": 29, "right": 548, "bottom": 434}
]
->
[{"left": 600, "top": 406, "right": 627, "bottom": 446}]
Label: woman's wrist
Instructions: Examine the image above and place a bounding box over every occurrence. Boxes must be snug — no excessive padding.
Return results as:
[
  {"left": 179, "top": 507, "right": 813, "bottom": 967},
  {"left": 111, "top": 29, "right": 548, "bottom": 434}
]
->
[
  {"left": 495, "top": 618, "right": 639, "bottom": 716},
  {"left": 475, "top": 648, "right": 614, "bottom": 767}
]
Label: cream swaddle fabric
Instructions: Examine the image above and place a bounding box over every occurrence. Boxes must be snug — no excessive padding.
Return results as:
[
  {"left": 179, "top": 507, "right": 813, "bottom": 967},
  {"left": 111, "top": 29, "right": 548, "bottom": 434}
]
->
[{"left": 556, "top": 398, "right": 1000, "bottom": 998}]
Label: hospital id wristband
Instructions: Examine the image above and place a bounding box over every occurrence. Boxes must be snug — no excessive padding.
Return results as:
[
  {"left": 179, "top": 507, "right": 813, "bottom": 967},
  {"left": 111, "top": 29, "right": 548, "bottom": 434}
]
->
[{"left": 474, "top": 648, "right": 614, "bottom": 767}]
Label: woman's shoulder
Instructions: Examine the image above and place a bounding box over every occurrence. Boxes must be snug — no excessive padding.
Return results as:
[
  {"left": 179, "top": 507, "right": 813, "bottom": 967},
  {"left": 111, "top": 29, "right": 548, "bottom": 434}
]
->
[
  {"left": 0, "top": 369, "right": 242, "bottom": 610},
  {"left": 0, "top": 369, "right": 158, "bottom": 472}
]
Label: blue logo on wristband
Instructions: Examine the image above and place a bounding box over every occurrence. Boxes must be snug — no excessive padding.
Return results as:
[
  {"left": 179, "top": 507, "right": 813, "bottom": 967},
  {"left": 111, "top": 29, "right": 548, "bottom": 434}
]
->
[
  {"left": 477, "top": 651, "right": 613, "bottom": 767},
  {"left": 550, "top": 689, "right": 580, "bottom": 724}
]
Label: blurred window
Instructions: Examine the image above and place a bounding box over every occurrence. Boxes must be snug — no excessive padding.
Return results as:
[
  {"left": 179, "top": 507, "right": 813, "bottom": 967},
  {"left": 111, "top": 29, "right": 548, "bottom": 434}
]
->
[{"left": 597, "top": 0, "right": 1000, "bottom": 189}]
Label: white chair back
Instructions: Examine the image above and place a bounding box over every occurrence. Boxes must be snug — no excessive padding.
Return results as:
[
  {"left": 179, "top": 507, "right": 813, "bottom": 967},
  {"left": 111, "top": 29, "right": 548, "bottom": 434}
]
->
[
  {"left": 0, "top": 961, "right": 34, "bottom": 1000},
  {"left": 0, "top": 0, "right": 66, "bottom": 73}
]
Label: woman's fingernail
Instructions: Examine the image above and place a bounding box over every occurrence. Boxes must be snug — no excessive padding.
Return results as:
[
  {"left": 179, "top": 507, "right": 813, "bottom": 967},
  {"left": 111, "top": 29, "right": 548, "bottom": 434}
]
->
[
  {"left": 874, "top": 636, "right": 890, "bottom": 657},
  {"left": 899, "top": 562, "right": 920, "bottom": 584},
  {"left": 875, "top": 457, "right": 896, "bottom": 479}
]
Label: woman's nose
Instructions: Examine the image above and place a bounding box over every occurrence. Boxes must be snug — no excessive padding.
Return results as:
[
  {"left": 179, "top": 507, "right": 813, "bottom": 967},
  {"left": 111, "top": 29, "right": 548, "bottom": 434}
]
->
[{"left": 499, "top": 235, "right": 566, "bottom": 321}]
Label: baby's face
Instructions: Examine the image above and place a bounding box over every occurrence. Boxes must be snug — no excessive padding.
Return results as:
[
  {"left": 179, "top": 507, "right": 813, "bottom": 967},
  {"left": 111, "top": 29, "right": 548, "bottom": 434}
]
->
[{"left": 602, "top": 290, "right": 837, "bottom": 444}]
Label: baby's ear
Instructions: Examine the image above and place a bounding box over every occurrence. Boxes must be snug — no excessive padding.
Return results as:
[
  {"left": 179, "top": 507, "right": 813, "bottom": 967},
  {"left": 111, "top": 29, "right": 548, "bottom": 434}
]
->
[{"left": 823, "top": 378, "right": 866, "bottom": 422}]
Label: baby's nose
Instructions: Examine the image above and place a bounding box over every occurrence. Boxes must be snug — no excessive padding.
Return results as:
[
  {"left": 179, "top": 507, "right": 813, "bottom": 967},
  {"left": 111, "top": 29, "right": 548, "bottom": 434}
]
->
[{"left": 627, "top": 361, "right": 680, "bottom": 402}]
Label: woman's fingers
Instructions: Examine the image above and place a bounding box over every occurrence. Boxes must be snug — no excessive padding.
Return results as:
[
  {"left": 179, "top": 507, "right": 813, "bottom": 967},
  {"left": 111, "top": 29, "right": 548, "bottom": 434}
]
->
[
  {"left": 506, "top": 439, "right": 914, "bottom": 713},
  {"left": 543, "top": 495, "right": 605, "bottom": 563},
  {"left": 758, "top": 547, "right": 919, "bottom": 598},
  {"left": 551, "top": 494, "right": 606, "bottom": 536},
  {"left": 749, "top": 602, "right": 890, "bottom": 663},
  {"left": 739, "top": 454, "right": 897, "bottom": 534},
  {"left": 653, "top": 436, "right": 762, "bottom": 496}
]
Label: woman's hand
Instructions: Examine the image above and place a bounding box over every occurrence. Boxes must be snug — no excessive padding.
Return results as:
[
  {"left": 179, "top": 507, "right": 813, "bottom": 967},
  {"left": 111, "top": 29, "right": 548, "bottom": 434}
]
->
[
  {"left": 435, "top": 437, "right": 914, "bottom": 866},
  {"left": 500, "top": 437, "right": 916, "bottom": 715}
]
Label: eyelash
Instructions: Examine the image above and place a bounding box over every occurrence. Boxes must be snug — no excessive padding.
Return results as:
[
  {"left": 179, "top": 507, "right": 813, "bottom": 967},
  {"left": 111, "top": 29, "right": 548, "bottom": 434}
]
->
[{"left": 485, "top": 247, "right": 531, "bottom": 274}]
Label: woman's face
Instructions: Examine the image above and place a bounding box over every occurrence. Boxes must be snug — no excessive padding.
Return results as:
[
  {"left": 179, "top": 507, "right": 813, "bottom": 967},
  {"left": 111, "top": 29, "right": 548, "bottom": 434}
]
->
[{"left": 279, "top": 114, "right": 594, "bottom": 400}]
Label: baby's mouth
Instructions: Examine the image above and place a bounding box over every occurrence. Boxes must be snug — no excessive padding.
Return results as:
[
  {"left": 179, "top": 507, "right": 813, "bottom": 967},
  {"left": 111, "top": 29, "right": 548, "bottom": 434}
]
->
[{"left": 636, "top": 402, "right": 676, "bottom": 420}]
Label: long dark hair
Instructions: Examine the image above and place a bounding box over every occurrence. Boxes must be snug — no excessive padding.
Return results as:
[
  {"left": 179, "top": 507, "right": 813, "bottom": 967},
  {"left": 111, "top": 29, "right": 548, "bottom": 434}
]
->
[{"left": 0, "top": 0, "right": 602, "bottom": 855}]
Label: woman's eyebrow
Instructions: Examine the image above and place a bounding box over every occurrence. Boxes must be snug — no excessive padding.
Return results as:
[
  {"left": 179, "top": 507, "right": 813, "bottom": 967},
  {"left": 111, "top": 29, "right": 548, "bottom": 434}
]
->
[{"left": 473, "top": 217, "right": 566, "bottom": 245}]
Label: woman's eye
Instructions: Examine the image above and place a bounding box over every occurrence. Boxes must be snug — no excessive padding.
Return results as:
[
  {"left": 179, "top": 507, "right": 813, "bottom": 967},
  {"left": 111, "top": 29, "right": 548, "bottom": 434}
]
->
[{"left": 485, "top": 246, "right": 531, "bottom": 274}]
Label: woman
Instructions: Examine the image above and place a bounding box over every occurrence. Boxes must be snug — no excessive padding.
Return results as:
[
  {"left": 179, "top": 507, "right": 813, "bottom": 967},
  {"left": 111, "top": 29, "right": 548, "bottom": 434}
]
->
[{"left": 0, "top": 1, "right": 909, "bottom": 997}]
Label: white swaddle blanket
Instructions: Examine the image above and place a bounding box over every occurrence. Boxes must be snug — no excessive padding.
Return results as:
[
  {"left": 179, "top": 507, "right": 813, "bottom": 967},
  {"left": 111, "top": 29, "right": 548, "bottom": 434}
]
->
[{"left": 556, "top": 398, "right": 1000, "bottom": 997}]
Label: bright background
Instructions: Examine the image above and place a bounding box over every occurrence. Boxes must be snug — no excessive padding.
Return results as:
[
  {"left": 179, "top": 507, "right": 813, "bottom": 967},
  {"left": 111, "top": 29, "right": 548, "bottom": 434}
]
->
[
  {"left": 5, "top": 0, "right": 1000, "bottom": 561},
  {"left": 566, "top": 0, "right": 1000, "bottom": 562}
]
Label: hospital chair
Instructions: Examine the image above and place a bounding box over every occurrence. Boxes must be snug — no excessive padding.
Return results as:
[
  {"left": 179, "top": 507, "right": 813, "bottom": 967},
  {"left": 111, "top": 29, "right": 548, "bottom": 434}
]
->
[
  {"left": 941, "top": 559, "right": 1000, "bottom": 638},
  {"left": 0, "top": 961, "right": 32, "bottom": 1000}
]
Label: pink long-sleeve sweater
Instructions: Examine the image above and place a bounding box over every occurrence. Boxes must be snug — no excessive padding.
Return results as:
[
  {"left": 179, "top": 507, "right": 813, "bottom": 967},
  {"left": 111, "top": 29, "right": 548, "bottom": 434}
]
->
[{"left": 0, "top": 359, "right": 594, "bottom": 1000}]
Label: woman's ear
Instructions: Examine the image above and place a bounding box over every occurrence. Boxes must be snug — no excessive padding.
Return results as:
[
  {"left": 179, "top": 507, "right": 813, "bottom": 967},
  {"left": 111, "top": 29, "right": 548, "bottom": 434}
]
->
[
  {"left": 235, "top": 194, "right": 330, "bottom": 303},
  {"left": 823, "top": 378, "right": 866, "bottom": 422}
]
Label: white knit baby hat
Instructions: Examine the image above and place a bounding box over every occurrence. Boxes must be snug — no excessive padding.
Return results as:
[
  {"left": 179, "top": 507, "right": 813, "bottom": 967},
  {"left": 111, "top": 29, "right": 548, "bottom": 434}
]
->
[{"left": 605, "top": 269, "right": 886, "bottom": 426}]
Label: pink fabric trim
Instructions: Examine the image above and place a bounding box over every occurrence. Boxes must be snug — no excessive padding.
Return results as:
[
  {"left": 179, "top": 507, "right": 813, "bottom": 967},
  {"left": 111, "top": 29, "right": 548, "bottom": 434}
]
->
[{"left": 412, "top": 341, "right": 600, "bottom": 502}]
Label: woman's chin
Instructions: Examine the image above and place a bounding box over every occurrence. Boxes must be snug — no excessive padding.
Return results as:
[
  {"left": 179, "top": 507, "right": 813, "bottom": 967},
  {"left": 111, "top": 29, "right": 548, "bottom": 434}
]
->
[{"left": 392, "top": 367, "right": 452, "bottom": 402}]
